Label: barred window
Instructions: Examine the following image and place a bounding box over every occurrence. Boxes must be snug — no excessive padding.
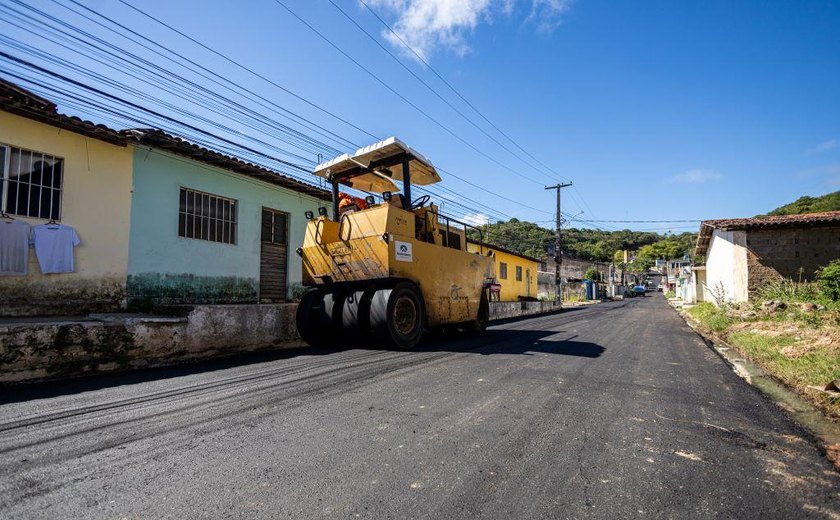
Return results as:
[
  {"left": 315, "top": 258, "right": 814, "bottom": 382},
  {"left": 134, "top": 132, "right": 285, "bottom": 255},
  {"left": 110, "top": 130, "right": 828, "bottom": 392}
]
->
[
  {"left": 0, "top": 145, "right": 63, "bottom": 220},
  {"left": 499, "top": 262, "right": 508, "bottom": 280},
  {"left": 178, "top": 187, "right": 237, "bottom": 244},
  {"left": 516, "top": 266, "right": 523, "bottom": 281}
]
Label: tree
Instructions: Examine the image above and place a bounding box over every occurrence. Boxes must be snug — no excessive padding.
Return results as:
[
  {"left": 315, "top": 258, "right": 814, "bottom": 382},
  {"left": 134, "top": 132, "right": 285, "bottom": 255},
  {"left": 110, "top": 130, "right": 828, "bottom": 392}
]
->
[
  {"left": 467, "top": 220, "right": 697, "bottom": 264},
  {"left": 766, "top": 191, "right": 840, "bottom": 216}
]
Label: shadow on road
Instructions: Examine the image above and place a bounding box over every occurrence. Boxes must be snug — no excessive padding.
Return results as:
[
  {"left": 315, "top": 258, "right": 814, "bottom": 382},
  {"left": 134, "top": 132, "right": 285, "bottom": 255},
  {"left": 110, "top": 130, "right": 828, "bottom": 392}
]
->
[
  {"left": 418, "top": 329, "right": 605, "bottom": 358},
  {"left": 1, "top": 321, "right": 604, "bottom": 404}
]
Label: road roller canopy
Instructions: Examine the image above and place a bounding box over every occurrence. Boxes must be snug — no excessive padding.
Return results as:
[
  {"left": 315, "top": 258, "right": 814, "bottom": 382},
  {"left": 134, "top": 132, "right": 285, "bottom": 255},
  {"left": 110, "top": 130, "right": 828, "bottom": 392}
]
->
[{"left": 314, "top": 137, "right": 442, "bottom": 193}]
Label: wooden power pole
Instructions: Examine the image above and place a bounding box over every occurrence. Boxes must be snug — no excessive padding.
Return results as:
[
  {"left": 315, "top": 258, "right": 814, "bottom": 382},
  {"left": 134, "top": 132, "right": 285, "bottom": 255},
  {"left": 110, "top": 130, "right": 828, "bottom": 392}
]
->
[{"left": 545, "top": 183, "right": 573, "bottom": 303}]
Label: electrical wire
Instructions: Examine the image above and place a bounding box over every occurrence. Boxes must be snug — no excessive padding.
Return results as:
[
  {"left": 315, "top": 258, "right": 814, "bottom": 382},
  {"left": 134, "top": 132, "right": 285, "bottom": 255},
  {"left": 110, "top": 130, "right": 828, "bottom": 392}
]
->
[
  {"left": 273, "top": 0, "right": 556, "bottom": 189},
  {"left": 3, "top": 1, "right": 556, "bottom": 223}
]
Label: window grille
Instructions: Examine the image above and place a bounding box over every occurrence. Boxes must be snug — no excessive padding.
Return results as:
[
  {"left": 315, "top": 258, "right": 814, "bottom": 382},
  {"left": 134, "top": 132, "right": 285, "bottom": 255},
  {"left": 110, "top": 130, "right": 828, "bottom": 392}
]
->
[
  {"left": 178, "top": 187, "right": 237, "bottom": 244},
  {"left": 0, "top": 145, "right": 63, "bottom": 220}
]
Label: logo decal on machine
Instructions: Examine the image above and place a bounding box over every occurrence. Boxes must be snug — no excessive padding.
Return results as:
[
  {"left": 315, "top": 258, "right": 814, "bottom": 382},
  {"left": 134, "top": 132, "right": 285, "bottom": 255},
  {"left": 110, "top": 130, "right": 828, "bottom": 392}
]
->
[{"left": 395, "top": 241, "right": 413, "bottom": 262}]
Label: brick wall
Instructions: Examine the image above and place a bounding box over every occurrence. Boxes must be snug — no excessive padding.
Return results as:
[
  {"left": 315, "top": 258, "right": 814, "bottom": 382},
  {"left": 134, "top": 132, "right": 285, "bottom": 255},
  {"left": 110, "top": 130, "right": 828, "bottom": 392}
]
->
[{"left": 746, "top": 225, "right": 840, "bottom": 293}]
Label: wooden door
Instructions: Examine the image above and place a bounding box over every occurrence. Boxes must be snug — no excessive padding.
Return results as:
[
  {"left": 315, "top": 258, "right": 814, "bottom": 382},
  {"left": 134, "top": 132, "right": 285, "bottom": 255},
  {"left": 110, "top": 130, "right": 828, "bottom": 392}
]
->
[{"left": 259, "top": 208, "right": 288, "bottom": 302}]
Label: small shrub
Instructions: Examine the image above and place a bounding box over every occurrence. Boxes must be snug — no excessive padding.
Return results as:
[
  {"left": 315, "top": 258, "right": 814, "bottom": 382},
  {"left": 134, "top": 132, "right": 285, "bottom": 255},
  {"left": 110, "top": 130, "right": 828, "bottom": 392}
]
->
[
  {"left": 665, "top": 290, "right": 676, "bottom": 299},
  {"left": 707, "top": 281, "right": 730, "bottom": 307},
  {"left": 757, "top": 278, "right": 818, "bottom": 303},
  {"left": 817, "top": 259, "right": 840, "bottom": 302},
  {"left": 584, "top": 267, "right": 600, "bottom": 281}
]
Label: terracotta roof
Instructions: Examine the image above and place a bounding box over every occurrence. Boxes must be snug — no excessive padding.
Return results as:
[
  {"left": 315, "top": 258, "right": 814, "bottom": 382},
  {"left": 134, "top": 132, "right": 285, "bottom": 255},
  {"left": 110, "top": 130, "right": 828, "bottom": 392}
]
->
[
  {"left": 0, "top": 78, "right": 331, "bottom": 201},
  {"left": 695, "top": 210, "right": 840, "bottom": 256},
  {"left": 0, "top": 78, "right": 127, "bottom": 146},
  {"left": 124, "top": 129, "right": 331, "bottom": 201}
]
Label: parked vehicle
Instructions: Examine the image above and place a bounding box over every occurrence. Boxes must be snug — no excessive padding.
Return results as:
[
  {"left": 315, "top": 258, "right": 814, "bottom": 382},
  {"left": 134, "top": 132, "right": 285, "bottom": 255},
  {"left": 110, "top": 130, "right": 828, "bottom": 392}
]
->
[{"left": 633, "top": 285, "right": 647, "bottom": 296}]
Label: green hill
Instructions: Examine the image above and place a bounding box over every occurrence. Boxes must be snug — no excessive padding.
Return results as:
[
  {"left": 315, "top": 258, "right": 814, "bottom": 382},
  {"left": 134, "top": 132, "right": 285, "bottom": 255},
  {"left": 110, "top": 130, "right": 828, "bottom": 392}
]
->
[
  {"left": 469, "top": 219, "right": 696, "bottom": 263},
  {"left": 765, "top": 191, "right": 840, "bottom": 216}
]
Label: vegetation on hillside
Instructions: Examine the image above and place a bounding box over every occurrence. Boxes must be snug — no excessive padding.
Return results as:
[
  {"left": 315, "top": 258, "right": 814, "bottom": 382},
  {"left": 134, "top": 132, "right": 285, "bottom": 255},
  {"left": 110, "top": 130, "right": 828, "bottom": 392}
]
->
[
  {"left": 765, "top": 190, "right": 840, "bottom": 216},
  {"left": 469, "top": 219, "right": 697, "bottom": 263}
]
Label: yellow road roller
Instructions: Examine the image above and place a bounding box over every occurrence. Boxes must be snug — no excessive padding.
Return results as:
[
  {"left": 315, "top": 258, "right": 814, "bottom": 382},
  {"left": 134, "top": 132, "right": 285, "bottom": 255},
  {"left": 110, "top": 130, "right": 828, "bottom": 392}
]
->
[{"left": 295, "top": 137, "right": 495, "bottom": 349}]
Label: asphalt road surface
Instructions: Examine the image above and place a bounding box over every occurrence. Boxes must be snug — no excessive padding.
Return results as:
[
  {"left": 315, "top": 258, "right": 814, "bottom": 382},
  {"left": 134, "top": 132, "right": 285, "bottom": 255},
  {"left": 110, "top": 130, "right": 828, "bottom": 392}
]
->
[{"left": 2, "top": 295, "right": 839, "bottom": 519}]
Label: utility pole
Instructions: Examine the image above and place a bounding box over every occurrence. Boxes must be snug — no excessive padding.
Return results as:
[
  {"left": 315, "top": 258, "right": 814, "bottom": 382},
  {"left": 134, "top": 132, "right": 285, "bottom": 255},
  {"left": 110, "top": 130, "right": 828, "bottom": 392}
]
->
[{"left": 545, "top": 183, "right": 573, "bottom": 304}]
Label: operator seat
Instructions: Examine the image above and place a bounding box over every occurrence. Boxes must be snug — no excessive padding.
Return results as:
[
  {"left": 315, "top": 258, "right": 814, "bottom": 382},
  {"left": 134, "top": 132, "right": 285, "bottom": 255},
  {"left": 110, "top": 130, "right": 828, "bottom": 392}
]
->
[{"left": 388, "top": 194, "right": 408, "bottom": 210}]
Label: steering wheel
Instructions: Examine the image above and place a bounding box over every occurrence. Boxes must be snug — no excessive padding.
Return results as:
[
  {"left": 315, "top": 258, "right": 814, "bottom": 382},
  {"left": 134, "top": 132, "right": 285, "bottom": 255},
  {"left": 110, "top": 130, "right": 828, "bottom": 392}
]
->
[{"left": 411, "top": 195, "right": 431, "bottom": 209}]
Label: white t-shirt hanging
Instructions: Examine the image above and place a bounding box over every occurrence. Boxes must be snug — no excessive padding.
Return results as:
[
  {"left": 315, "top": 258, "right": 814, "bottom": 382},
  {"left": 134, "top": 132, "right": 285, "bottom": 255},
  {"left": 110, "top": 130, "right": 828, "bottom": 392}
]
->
[
  {"left": 0, "top": 219, "right": 31, "bottom": 276},
  {"left": 32, "top": 224, "right": 80, "bottom": 274}
]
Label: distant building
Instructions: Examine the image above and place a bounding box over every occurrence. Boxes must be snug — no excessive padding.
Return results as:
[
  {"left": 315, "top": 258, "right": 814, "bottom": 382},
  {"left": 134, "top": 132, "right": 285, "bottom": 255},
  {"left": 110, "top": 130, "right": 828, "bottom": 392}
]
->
[
  {"left": 537, "top": 253, "right": 609, "bottom": 300},
  {"left": 466, "top": 240, "right": 539, "bottom": 301},
  {"left": 0, "top": 79, "right": 330, "bottom": 315},
  {"left": 694, "top": 211, "right": 840, "bottom": 304}
]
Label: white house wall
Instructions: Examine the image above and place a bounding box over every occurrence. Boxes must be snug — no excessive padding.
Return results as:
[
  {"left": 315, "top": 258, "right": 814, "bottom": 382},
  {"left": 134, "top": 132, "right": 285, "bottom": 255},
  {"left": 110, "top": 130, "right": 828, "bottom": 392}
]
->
[{"left": 704, "top": 229, "right": 749, "bottom": 304}]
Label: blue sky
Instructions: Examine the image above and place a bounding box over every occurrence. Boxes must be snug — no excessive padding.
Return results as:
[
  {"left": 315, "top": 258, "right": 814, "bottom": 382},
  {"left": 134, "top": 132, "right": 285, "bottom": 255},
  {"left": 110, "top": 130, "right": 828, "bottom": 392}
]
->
[{"left": 2, "top": 0, "right": 839, "bottom": 232}]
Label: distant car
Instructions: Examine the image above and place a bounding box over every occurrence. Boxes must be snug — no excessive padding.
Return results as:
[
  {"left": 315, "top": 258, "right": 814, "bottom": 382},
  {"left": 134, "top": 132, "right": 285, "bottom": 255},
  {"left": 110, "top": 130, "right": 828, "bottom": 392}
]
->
[{"left": 633, "top": 285, "right": 646, "bottom": 296}]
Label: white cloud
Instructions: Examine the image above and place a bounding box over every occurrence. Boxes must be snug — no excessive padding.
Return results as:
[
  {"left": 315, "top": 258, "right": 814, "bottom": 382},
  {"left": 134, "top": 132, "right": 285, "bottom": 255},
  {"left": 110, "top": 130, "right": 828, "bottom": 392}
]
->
[
  {"left": 671, "top": 170, "right": 723, "bottom": 184},
  {"left": 807, "top": 138, "right": 838, "bottom": 154},
  {"left": 462, "top": 212, "right": 491, "bottom": 226},
  {"left": 366, "top": 0, "right": 574, "bottom": 61},
  {"left": 527, "top": 0, "right": 575, "bottom": 33}
]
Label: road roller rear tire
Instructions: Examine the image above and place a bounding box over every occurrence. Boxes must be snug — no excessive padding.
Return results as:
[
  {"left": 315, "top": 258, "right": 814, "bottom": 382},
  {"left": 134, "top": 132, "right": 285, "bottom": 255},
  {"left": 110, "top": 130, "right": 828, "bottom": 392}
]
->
[
  {"left": 296, "top": 289, "right": 341, "bottom": 347},
  {"left": 340, "top": 288, "right": 374, "bottom": 341},
  {"left": 370, "top": 282, "right": 425, "bottom": 349}
]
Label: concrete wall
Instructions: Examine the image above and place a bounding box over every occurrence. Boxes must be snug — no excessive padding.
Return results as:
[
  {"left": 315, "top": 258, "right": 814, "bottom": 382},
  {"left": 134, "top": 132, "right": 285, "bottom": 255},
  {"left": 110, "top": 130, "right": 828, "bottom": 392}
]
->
[
  {"left": 128, "top": 148, "right": 326, "bottom": 305},
  {"left": 0, "top": 299, "right": 568, "bottom": 382},
  {"left": 745, "top": 225, "right": 840, "bottom": 293},
  {"left": 0, "top": 304, "right": 300, "bottom": 382},
  {"left": 0, "top": 112, "right": 134, "bottom": 315},
  {"left": 704, "top": 229, "right": 749, "bottom": 304},
  {"left": 489, "top": 300, "right": 561, "bottom": 320}
]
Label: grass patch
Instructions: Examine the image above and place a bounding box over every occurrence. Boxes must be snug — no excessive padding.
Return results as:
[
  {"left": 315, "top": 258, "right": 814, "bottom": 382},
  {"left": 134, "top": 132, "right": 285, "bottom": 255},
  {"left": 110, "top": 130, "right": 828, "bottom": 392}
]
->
[
  {"left": 683, "top": 287, "right": 840, "bottom": 419},
  {"left": 686, "top": 302, "right": 734, "bottom": 332},
  {"left": 728, "top": 330, "right": 840, "bottom": 418}
]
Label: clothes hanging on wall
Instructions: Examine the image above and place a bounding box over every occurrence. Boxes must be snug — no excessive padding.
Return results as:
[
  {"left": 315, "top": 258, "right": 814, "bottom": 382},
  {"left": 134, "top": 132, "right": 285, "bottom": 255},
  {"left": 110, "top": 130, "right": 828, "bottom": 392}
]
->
[
  {"left": 31, "top": 223, "right": 80, "bottom": 274},
  {"left": 0, "top": 219, "right": 32, "bottom": 276}
]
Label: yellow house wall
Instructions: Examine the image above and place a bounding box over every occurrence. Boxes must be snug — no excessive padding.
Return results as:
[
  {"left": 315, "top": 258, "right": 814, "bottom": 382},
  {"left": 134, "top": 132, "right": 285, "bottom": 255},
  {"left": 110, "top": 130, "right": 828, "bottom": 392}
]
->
[
  {"left": 0, "top": 112, "right": 133, "bottom": 314},
  {"left": 467, "top": 243, "right": 538, "bottom": 301}
]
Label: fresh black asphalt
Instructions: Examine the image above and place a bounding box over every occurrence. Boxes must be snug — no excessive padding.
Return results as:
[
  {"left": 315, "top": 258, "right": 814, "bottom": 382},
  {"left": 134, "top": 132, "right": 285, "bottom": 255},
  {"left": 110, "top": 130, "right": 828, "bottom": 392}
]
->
[{"left": 1, "top": 295, "right": 838, "bottom": 518}]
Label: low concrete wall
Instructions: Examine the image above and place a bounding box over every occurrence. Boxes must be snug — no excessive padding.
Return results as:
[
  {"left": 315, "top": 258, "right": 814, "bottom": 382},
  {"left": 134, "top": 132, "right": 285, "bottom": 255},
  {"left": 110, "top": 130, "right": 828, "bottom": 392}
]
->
[
  {"left": 0, "top": 304, "right": 301, "bottom": 383},
  {"left": 1, "top": 300, "right": 570, "bottom": 383},
  {"left": 489, "top": 301, "right": 562, "bottom": 320}
]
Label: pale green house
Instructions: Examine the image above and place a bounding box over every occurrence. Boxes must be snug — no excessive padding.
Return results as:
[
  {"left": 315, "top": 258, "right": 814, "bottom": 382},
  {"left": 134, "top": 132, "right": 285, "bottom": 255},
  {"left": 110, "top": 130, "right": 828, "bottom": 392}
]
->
[{"left": 126, "top": 130, "right": 330, "bottom": 306}]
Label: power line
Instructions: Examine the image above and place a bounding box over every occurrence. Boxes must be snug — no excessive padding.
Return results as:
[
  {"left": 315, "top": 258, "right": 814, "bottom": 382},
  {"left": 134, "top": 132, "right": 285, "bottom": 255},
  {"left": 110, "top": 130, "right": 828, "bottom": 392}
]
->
[
  {"left": 2, "top": 1, "right": 341, "bottom": 165},
  {"left": 273, "top": 0, "right": 554, "bottom": 189},
  {"left": 105, "top": 0, "right": 541, "bottom": 219},
  {"left": 326, "top": 0, "right": 564, "bottom": 186},
  {"left": 356, "top": 0, "right": 573, "bottom": 184},
  {"left": 3, "top": 2, "right": 548, "bottom": 223},
  {"left": 50, "top": 0, "right": 352, "bottom": 155},
  {"left": 115, "top": 0, "right": 379, "bottom": 144},
  {"left": 0, "top": 51, "right": 314, "bottom": 174}
]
